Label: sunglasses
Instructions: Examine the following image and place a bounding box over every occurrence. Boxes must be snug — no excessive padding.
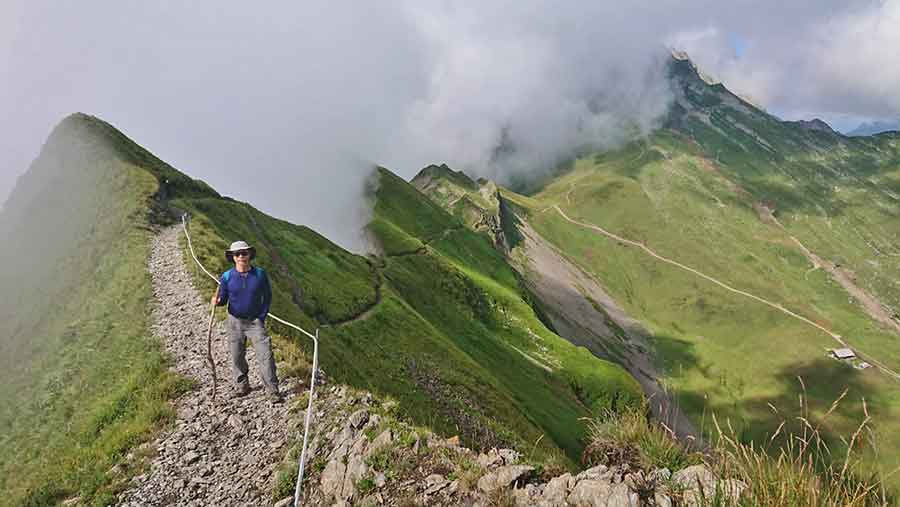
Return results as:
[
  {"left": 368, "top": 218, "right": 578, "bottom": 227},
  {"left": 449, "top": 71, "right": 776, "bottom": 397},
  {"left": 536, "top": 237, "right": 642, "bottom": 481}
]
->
[{"left": 233, "top": 250, "right": 251, "bottom": 257}]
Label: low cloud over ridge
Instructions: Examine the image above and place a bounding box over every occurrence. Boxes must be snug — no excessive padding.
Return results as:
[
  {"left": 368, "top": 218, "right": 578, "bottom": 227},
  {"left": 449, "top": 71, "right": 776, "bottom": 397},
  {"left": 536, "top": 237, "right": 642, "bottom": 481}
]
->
[{"left": 2, "top": 1, "right": 898, "bottom": 249}]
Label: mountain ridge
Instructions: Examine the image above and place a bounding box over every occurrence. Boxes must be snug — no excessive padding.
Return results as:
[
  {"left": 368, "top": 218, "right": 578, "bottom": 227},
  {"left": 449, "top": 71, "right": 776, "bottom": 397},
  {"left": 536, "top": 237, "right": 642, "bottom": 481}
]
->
[
  {"left": 0, "top": 112, "right": 643, "bottom": 505},
  {"left": 411, "top": 54, "right": 900, "bottom": 489}
]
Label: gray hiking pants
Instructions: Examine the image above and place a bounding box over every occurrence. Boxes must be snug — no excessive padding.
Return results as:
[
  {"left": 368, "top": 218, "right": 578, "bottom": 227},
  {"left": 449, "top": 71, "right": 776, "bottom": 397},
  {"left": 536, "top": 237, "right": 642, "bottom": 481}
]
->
[{"left": 226, "top": 315, "right": 279, "bottom": 393}]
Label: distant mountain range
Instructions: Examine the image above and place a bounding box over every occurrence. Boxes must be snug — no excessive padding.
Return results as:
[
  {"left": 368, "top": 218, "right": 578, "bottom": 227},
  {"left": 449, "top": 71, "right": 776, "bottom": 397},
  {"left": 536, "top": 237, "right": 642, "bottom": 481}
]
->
[{"left": 847, "top": 118, "right": 900, "bottom": 136}]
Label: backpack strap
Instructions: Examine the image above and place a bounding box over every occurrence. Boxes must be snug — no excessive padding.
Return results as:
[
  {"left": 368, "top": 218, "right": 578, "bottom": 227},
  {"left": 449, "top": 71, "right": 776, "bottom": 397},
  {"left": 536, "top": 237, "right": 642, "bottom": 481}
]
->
[{"left": 222, "top": 268, "right": 234, "bottom": 283}]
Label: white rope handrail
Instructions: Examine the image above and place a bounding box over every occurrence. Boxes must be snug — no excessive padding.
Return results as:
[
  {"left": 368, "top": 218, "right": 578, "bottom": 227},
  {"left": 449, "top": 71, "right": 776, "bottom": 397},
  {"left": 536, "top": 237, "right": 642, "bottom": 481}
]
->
[{"left": 180, "top": 213, "right": 319, "bottom": 506}]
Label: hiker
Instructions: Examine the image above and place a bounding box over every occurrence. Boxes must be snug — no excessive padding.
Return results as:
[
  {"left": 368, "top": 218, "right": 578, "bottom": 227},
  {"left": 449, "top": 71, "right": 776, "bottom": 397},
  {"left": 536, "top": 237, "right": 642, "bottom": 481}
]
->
[{"left": 211, "top": 241, "right": 283, "bottom": 403}]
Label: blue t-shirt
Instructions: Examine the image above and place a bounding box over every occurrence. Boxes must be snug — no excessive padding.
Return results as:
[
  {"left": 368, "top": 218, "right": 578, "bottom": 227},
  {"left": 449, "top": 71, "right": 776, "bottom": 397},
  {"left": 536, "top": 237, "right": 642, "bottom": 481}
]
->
[{"left": 216, "top": 266, "right": 272, "bottom": 322}]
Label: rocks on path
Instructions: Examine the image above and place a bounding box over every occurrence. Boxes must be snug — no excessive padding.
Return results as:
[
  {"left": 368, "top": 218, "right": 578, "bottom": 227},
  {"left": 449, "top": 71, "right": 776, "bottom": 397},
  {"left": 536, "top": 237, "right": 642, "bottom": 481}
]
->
[{"left": 117, "top": 225, "right": 301, "bottom": 506}]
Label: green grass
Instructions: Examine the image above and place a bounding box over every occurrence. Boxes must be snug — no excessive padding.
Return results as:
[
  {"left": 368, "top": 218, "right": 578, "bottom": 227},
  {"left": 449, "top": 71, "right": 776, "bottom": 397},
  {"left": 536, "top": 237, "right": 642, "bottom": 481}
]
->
[
  {"left": 519, "top": 124, "right": 900, "bottom": 487},
  {"left": 0, "top": 120, "right": 189, "bottom": 505},
  {"left": 367, "top": 168, "right": 643, "bottom": 459},
  {"left": 0, "top": 114, "right": 316, "bottom": 506},
  {"left": 584, "top": 402, "right": 892, "bottom": 506},
  {"left": 173, "top": 163, "right": 643, "bottom": 467}
]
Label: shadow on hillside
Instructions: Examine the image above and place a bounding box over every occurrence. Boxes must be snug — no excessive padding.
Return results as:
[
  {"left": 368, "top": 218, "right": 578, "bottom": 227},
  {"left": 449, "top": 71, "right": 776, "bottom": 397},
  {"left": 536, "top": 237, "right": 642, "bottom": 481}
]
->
[
  {"left": 674, "top": 355, "right": 880, "bottom": 455},
  {"left": 744, "top": 177, "right": 850, "bottom": 218},
  {"left": 646, "top": 333, "right": 708, "bottom": 379}
]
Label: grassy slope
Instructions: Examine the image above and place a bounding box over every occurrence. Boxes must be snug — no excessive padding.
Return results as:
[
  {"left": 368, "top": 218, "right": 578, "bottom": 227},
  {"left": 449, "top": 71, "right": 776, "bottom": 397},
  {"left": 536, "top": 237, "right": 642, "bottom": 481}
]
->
[
  {"left": 371, "top": 168, "right": 642, "bottom": 458},
  {"left": 0, "top": 114, "right": 192, "bottom": 506},
  {"left": 510, "top": 64, "right": 900, "bottom": 481},
  {"left": 177, "top": 165, "right": 642, "bottom": 467},
  {"left": 0, "top": 114, "right": 313, "bottom": 506},
  {"left": 1, "top": 114, "right": 635, "bottom": 503}
]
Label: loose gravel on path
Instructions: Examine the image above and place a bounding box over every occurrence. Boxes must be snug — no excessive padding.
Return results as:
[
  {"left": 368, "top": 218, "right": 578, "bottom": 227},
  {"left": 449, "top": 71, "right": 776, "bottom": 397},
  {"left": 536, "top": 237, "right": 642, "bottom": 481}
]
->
[{"left": 118, "top": 225, "right": 300, "bottom": 506}]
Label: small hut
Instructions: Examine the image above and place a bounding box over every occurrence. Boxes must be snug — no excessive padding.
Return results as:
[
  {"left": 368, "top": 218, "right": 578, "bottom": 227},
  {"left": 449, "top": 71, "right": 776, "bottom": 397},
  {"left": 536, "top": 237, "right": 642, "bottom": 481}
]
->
[{"left": 831, "top": 348, "right": 856, "bottom": 360}]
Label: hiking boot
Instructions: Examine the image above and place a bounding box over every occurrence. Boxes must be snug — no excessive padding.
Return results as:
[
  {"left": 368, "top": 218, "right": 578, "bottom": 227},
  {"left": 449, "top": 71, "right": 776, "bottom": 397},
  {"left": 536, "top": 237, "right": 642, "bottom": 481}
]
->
[
  {"left": 232, "top": 384, "right": 251, "bottom": 398},
  {"left": 267, "top": 390, "right": 285, "bottom": 404}
]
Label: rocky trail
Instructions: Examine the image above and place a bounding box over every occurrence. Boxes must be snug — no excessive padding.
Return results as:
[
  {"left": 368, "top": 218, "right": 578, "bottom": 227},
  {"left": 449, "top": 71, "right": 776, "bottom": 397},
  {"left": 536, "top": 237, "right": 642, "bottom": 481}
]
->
[{"left": 117, "top": 225, "right": 302, "bottom": 506}]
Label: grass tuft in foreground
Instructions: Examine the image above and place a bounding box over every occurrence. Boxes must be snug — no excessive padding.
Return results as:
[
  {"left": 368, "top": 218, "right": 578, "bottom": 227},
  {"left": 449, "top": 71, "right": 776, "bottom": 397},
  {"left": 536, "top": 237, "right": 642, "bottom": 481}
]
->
[{"left": 584, "top": 387, "right": 896, "bottom": 506}]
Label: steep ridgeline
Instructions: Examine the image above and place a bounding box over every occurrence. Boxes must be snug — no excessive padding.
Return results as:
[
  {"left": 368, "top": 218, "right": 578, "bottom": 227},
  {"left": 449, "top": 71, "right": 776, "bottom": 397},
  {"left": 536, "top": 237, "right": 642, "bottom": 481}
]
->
[
  {"left": 411, "top": 164, "right": 522, "bottom": 254},
  {"left": 0, "top": 114, "right": 643, "bottom": 505},
  {"left": 0, "top": 113, "right": 214, "bottom": 506},
  {"left": 415, "top": 55, "right": 900, "bottom": 486}
]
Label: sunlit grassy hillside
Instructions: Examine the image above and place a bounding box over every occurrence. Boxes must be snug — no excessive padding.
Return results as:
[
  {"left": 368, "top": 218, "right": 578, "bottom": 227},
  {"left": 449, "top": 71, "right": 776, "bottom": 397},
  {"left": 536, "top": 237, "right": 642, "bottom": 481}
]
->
[
  {"left": 510, "top": 59, "right": 900, "bottom": 485},
  {"left": 0, "top": 113, "right": 645, "bottom": 505},
  {"left": 177, "top": 165, "right": 643, "bottom": 466},
  {"left": 410, "top": 56, "right": 900, "bottom": 491}
]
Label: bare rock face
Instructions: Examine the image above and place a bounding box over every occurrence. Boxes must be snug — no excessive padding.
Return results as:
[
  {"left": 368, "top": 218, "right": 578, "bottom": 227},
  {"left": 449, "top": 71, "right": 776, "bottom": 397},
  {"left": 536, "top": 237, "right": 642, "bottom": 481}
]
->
[
  {"left": 673, "top": 464, "right": 717, "bottom": 492},
  {"left": 606, "top": 482, "right": 639, "bottom": 507},
  {"left": 477, "top": 464, "right": 534, "bottom": 493},
  {"left": 541, "top": 473, "right": 575, "bottom": 506},
  {"left": 567, "top": 480, "right": 613, "bottom": 507},
  {"left": 294, "top": 383, "right": 744, "bottom": 507}
]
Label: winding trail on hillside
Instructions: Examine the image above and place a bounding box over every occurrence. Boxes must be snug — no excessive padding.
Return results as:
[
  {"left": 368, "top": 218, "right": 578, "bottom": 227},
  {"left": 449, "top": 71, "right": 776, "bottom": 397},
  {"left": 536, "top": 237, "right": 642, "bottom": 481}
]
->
[
  {"left": 246, "top": 209, "right": 383, "bottom": 328},
  {"left": 769, "top": 214, "right": 900, "bottom": 336},
  {"left": 553, "top": 205, "right": 900, "bottom": 381},
  {"left": 118, "top": 225, "right": 300, "bottom": 506}
]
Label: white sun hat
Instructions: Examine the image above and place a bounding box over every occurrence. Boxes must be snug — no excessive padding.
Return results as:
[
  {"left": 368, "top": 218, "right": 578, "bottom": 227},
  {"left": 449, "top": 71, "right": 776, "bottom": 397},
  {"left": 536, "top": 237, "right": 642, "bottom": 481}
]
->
[
  {"left": 224, "top": 240, "right": 256, "bottom": 260},
  {"left": 227, "top": 240, "right": 253, "bottom": 252}
]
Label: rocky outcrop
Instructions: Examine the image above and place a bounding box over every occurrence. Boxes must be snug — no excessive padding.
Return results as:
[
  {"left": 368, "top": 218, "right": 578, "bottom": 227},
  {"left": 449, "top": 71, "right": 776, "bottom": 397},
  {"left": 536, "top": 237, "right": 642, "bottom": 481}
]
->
[{"left": 290, "top": 383, "right": 744, "bottom": 506}]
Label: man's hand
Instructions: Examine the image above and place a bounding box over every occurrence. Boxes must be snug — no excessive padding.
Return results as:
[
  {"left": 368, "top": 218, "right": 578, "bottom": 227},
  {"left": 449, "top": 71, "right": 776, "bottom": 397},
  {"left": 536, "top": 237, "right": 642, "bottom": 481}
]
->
[{"left": 211, "top": 294, "right": 219, "bottom": 306}]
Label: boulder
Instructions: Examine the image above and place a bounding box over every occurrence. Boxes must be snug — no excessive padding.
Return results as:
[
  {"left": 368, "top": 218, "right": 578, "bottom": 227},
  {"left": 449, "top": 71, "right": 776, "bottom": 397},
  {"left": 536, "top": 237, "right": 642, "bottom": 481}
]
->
[
  {"left": 424, "top": 474, "right": 449, "bottom": 495},
  {"left": 672, "top": 464, "right": 716, "bottom": 493},
  {"left": 653, "top": 491, "right": 673, "bottom": 507},
  {"left": 542, "top": 472, "right": 574, "bottom": 505},
  {"left": 348, "top": 409, "right": 369, "bottom": 429},
  {"left": 477, "top": 464, "right": 535, "bottom": 493},
  {"left": 567, "top": 479, "right": 612, "bottom": 507},
  {"left": 513, "top": 483, "right": 540, "bottom": 506},
  {"left": 606, "top": 483, "right": 639, "bottom": 507},
  {"left": 320, "top": 459, "right": 346, "bottom": 500},
  {"left": 576, "top": 464, "right": 612, "bottom": 482},
  {"left": 341, "top": 454, "right": 368, "bottom": 500},
  {"left": 368, "top": 429, "right": 393, "bottom": 454},
  {"left": 478, "top": 451, "right": 503, "bottom": 469},
  {"left": 374, "top": 472, "right": 387, "bottom": 488}
]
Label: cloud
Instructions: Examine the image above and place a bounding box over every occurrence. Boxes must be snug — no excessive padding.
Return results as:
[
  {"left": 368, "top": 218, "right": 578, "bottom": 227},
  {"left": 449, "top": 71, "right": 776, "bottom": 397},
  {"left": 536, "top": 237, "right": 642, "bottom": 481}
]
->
[
  {"left": 669, "top": 0, "right": 900, "bottom": 123},
  {"left": 387, "top": 2, "right": 674, "bottom": 186},
  {"left": 2, "top": 1, "right": 899, "bottom": 249}
]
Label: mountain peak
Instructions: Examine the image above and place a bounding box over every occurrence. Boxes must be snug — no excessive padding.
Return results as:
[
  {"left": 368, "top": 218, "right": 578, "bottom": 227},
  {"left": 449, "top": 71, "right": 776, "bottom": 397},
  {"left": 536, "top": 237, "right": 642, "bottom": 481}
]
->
[
  {"left": 411, "top": 163, "right": 479, "bottom": 191},
  {"left": 785, "top": 118, "right": 838, "bottom": 135},
  {"left": 669, "top": 49, "right": 720, "bottom": 86},
  {"left": 847, "top": 118, "right": 900, "bottom": 137}
]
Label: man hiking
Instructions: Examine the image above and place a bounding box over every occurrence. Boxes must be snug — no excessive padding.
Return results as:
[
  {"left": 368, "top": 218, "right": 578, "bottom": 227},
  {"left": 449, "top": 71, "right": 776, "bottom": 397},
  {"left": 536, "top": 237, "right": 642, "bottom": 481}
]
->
[{"left": 211, "top": 240, "right": 283, "bottom": 403}]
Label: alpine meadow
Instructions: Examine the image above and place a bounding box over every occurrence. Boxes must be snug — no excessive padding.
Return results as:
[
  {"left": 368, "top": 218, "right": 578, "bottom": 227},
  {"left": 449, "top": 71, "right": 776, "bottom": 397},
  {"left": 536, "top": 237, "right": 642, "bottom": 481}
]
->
[{"left": 2, "top": 25, "right": 900, "bottom": 507}]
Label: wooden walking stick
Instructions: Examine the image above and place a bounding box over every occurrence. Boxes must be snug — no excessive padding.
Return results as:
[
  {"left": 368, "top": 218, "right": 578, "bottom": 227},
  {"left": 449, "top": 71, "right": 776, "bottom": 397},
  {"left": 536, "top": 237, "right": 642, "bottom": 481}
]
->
[{"left": 206, "top": 296, "right": 219, "bottom": 405}]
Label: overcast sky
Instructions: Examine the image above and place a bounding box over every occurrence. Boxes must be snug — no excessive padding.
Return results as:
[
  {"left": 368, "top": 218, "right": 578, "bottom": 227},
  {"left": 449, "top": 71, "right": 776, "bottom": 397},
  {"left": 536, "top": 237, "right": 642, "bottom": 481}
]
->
[{"left": 2, "top": 1, "right": 898, "bottom": 249}]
